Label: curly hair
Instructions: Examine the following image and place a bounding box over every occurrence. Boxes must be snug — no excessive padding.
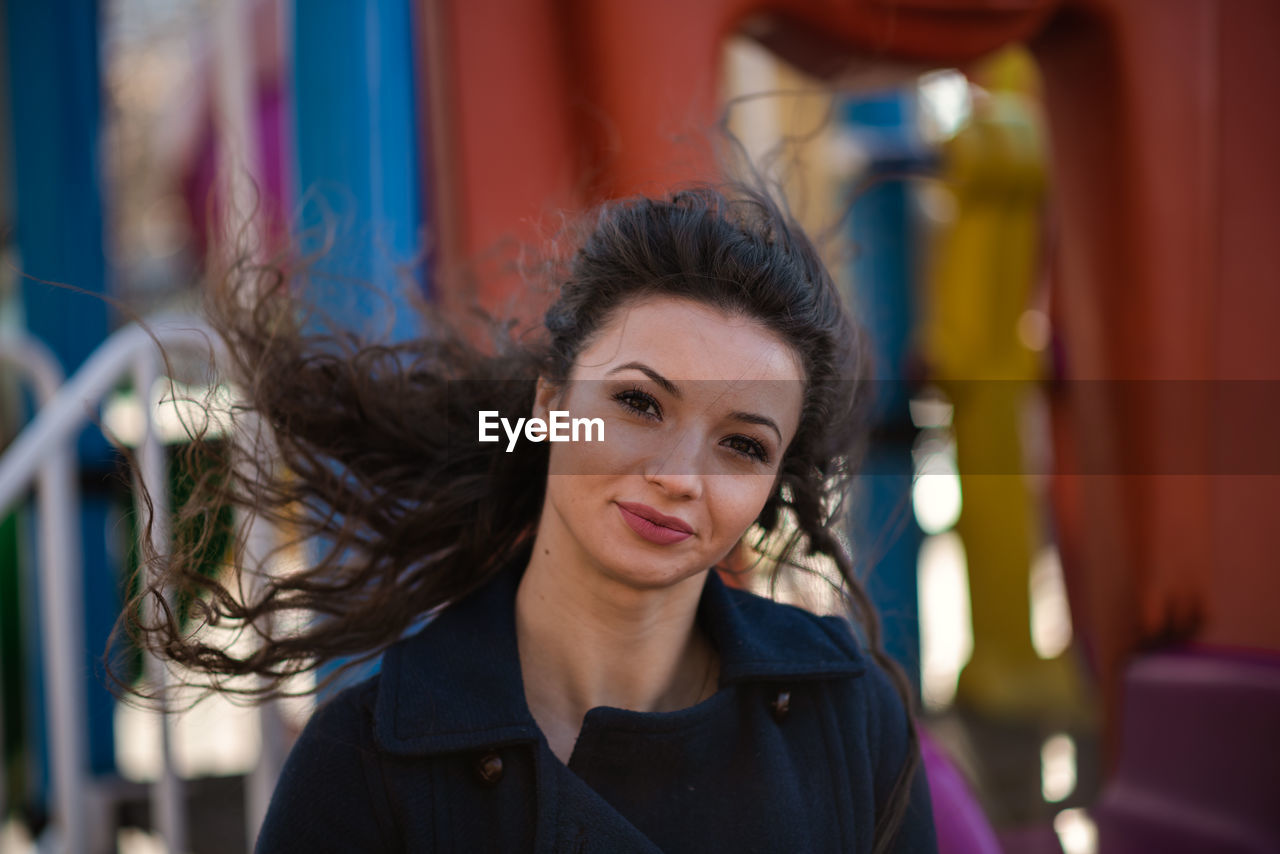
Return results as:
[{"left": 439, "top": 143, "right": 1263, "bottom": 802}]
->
[{"left": 116, "top": 183, "right": 920, "bottom": 852}]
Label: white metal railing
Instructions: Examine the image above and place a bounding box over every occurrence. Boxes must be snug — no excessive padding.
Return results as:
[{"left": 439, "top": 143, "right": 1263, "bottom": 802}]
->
[
  {"left": 0, "top": 315, "right": 285, "bottom": 853},
  {"left": 0, "top": 330, "right": 83, "bottom": 854}
]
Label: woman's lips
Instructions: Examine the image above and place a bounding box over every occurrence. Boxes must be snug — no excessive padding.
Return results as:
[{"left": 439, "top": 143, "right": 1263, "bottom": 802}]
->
[{"left": 616, "top": 502, "right": 694, "bottom": 545}]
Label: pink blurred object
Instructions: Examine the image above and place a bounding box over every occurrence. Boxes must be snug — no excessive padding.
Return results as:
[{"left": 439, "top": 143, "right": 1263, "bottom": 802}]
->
[{"left": 920, "top": 727, "right": 1003, "bottom": 854}]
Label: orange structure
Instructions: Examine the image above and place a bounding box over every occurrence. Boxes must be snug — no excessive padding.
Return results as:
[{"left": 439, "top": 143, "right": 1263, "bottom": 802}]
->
[
  {"left": 417, "top": 2, "right": 1280, "bottom": 832},
  {"left": 418, "top": 0, "right": 1054, "bottom": 316}
]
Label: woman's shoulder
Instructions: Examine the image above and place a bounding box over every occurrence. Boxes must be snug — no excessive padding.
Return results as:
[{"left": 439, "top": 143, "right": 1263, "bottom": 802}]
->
[
  {"left": 276, "top": 672, "right": 385, "bottom": 771},
  {"left": 256, "top": 676, "right": 402, "bottom": 853},
  {"left": 306, "top": 672, "right": 382, "bottom": 725},
  {"left": 713, "top": 581, "right": 930, "bottom": 833}
]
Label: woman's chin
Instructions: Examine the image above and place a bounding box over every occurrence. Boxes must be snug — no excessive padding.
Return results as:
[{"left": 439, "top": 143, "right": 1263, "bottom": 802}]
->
[{"left": 592, "top": 544, "right": 709, "bottom": 593}]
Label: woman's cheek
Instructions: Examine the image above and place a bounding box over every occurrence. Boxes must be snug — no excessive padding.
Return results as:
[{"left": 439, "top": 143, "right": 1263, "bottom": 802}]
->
[
  {"left": 708, "top": 475, "right": 777, "bottom": 540},
  {"left": 594, "top": 418, "right": 670, "bottom": 475}
]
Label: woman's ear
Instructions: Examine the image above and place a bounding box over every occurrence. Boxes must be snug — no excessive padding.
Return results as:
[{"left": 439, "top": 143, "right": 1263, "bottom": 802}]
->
[{"left": 533, "top": 376, "right": 561, "bottom": 421}]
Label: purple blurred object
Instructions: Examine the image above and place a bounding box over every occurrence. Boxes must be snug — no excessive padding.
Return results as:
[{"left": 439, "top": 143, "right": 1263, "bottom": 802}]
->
[
  {"left": 1095, "top": 649, "right": 1280, "bottom": 854},
  {"left": 921, "top": 727, "right": 1003, "bottom": 854}
]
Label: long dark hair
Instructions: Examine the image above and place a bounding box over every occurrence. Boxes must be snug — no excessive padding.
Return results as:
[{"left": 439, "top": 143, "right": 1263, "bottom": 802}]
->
[{"left": 117, "top": 183, "right": 920, "bottom": 850}]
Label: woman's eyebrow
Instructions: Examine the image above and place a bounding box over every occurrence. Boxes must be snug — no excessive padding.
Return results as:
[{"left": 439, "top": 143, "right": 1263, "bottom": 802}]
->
[
  {"left": 729, "top": 411, "right": 782, "bottom": 443},
  {"left": 606, "top": 361, "right": 681, "bottom": 398}
]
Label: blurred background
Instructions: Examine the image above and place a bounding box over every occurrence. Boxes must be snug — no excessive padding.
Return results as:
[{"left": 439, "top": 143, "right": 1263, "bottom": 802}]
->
[{"left": 1, "top": 1, "right": 1278, "bottom": 853}]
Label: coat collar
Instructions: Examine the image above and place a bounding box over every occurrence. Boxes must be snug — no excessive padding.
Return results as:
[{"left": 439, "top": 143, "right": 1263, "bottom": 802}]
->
[{"left": 373, "top": 563, "right": 867, "bottom": 756}]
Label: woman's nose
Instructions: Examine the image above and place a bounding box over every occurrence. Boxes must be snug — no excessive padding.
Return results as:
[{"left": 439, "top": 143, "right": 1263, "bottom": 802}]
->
[{"left": 643, "top": 431, "right": 705, "bottom": 499}]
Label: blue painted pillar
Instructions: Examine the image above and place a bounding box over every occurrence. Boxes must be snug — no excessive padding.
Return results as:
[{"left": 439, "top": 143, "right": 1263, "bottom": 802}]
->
[
  {"left": 292, "top": 0, "right": 429, "bottom": 694},
  {"left": 3, "top": 0, "right": 119, "bottom": 799},
  {"left": 292, "top": 0, "right": 428, "bottom": 342},
  {"left": 841, "top": 91, "right": 931, "bottom": 698}
]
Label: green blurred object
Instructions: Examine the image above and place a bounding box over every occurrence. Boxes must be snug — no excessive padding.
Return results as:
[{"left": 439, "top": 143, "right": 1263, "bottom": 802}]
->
[
  {"left": 117, "top": 438, "right": 235, "bottom": 686},
  {"left": 1, "top": 507, "right": 29, "bottom": 809}
]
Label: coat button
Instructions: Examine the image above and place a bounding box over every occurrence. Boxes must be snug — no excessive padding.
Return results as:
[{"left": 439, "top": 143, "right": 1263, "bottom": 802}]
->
[
  {"left": 770, "top": 690, "right": 791, "bottom": 722},
  {"left": 476, "top": 751, "right": 504, "bottom": 785}
]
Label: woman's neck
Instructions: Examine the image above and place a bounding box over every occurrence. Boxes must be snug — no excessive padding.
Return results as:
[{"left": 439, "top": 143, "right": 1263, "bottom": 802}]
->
[{"left": 515, "top": 537, "right": 718, "bottom": 765}]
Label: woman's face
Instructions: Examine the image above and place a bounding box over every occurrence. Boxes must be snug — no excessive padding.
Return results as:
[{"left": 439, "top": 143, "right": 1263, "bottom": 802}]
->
[{"left": 533, "top": 296, "right": 805, "bottom": 592}]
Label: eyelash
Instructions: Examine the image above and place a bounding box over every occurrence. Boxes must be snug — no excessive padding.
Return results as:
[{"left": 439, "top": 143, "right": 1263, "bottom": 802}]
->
[
  {"left": 724, "top": 435, "right": 771, "bottom": 464},
  {"left": 613, "top": 387, "right": 662, "bottom": 420},
  {"left": 610, "top": 387, "right": 772, "bottom": 464}
]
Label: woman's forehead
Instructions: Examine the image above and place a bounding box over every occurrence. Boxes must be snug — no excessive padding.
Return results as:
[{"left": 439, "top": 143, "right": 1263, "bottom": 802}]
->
[{"left": 575, "top": 296, "right": 805, "bottom": 385}]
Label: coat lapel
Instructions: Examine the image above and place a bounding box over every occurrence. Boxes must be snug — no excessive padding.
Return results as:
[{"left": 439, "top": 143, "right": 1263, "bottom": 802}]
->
[
  {"left": 369, "top": 561, "right": 869, "bottom": 853},
  {"left": 372, "top": 565, "right": 867, "bottom": 759},
  {"left": 544, "top": 752, "right": 665, "bottom": 854}
]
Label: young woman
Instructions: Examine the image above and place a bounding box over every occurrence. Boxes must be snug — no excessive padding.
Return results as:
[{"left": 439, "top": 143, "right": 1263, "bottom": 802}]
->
[{"left": 126, "top": 186, "right": 937, "bottom": 852}]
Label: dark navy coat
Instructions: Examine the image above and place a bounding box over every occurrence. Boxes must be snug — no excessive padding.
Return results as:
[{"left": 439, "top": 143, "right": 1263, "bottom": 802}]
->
[{"left": 256, "top": 566, "right": 937, "bottom": 852}]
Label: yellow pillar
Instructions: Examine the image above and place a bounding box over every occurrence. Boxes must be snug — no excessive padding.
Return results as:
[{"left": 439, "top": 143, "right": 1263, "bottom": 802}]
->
[{"left": 923, "top": 47, "right": 1087, "bottom": 724}]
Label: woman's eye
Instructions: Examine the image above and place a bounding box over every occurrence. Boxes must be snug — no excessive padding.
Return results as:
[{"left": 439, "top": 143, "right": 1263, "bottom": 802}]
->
[
  {"left": 613, "top": 388, "right": 662, "bottom": 420},
  {"left": 723, "top": 435, "right": 770, "bottom": 464}
]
